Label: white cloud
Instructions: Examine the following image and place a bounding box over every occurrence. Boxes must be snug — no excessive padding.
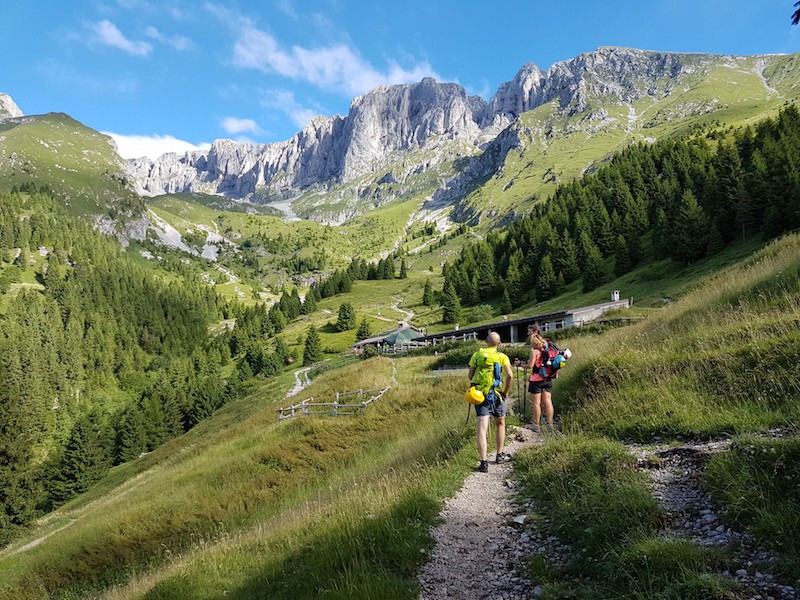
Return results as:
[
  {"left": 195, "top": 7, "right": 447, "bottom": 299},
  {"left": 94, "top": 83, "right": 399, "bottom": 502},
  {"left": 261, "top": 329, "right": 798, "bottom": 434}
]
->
[
  {"left": 208, "top": 5, "right": 439, "bottom": 96},
  {"left": 260, "top": 90, "right": 319, "bottom": 129},
  {"left": 275, "top": 0, "right": 298, "bottom": 20},
  {"left": 145, "top": 25, "right": 194, "bottom": 50},
  {"left": 105, "top": 132, "right": 211, "bottom": 160},
  {"left": 90, "top": 20, "right": 153, "bottom": 56},
  {"left": 220, "top": 116, "right": 263, "bottom": 135}
]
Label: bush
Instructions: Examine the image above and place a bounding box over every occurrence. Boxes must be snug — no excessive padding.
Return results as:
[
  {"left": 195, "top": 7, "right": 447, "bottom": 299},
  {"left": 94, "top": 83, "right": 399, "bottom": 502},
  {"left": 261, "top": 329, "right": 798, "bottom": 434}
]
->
[{"left": 361, "top": 345, "right": 380, "bottom": 359}]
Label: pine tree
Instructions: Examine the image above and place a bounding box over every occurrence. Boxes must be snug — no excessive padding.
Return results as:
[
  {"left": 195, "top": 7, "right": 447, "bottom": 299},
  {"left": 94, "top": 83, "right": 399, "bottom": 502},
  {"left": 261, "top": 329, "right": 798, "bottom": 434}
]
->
[
  {"left": 336, "top": 302, "right": 356, "bottom": 332},
  {"left": 582, "top": 242, "right": 608, "bottom": 293},
  {"left": 536, "top": 255, "right": 556, "bottom": 301},
  {"left": 274, "top": 336, "right": 290, "bottom": 365},
  {"left": 399, "top": 258, "right": 408, "bottom": 279},
  {"left": 116, "top": 406, "right": 147, "bottom": 463},
  {"left": 355, "top": 317, "right": 372, "bottom": 342},
  {"left": 500, "top": 285, "right": 513, "bottom": 315},
  {"left": 614, "top": 233, "right": 633, "bottom": 276},
  {"left": 555, "top": 231, "right": 581, "bottom": 283},
  {"left": 671, "top": 189, "right": 710, "bottom": 264},
  {"left": 422, "top": 278, "right": 433, "bottom": 306},
  {"left": 441, "top": 282, "right": 462, "bottom": 324},
  {"left": 303, "top": 325, "right": 322, "bottom": 365},
  {"left": 300, "top": 293, "right": 316, "bottom": 315}
]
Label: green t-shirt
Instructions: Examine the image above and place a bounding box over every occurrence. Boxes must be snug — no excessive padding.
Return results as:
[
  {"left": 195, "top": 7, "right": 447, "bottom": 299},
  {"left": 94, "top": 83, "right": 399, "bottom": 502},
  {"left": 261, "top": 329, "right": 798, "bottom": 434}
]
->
[{"left": 469, "top": 347, "right": 510, "bottom": 394}]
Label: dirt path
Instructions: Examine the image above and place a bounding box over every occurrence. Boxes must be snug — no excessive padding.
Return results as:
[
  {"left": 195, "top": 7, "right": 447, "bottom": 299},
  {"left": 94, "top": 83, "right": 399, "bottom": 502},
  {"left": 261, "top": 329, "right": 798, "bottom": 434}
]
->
[
  {"left": 417, "top": 425, "right": 541, "bottom": 600},
  {"left": 630, "top": 437, "right": 798, "bottom": 600},
  {"left": 391, "top": 295, "right": 415, "bottom": 325},
  {"left": 285, "top": 367, "right": 312, "bottom": 398}
]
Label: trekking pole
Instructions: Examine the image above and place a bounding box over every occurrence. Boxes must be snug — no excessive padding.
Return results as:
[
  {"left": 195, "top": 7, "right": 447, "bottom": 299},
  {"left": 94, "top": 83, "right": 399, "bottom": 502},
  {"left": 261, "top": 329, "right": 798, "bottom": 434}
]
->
[
  {"left": 522, "top": 367, "right": 529, "bottom": 422},
  {"left": 515, "top": 364, "right": 521, "bottom": 418}
]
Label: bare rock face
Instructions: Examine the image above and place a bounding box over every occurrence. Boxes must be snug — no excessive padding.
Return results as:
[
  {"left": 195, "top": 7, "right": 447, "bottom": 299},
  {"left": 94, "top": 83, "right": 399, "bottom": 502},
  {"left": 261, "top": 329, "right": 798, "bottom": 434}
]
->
[
  {"left": 127, "top": 77, "right": 488, "bottom": 200},
  {"left": 486, "top": 47, "right": 692, "bottom": 119},
  {"left": 125, "top": 48, "right": 748, "bottom": 207},
  {"left": 0, "top": 93, "right": 23, "bottom": 120}
]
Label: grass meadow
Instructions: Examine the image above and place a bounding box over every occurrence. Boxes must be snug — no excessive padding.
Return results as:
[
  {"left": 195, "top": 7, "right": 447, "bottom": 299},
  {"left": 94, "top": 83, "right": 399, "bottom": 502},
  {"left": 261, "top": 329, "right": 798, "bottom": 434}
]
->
[{"left": 0, "top": 356, "right": 482, "bottom": 599}]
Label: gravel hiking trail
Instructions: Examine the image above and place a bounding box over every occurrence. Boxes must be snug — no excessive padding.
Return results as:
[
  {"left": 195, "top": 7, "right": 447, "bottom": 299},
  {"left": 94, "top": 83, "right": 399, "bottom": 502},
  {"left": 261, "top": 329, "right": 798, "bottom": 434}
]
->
[{"left": 418, "top": 425, "right": 541, "bottom": 600}]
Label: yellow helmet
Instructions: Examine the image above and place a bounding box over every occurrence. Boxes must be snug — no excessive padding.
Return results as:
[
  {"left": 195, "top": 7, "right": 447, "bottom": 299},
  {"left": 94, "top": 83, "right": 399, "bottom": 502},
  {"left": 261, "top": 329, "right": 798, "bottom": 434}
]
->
[{"left": 465, "top": 386, "right": 485, "bottom": 405}]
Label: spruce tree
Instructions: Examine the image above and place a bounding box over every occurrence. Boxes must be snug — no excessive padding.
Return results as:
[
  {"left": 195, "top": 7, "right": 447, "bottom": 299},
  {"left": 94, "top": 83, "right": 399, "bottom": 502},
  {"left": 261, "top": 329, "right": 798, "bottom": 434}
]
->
[
  {"left": 303, "top": 325, "right": 322, "bottom": 365},
  {"left": 399, "top": 258, "right": 408, "bottom": 279},
  {"left": 505, "top": 250, "right": 524, "bottom": 307},
  {"left": 582, "top": 243, "right": 608, "bottom": 293},
  {"left": 336, "top": 302, "right": 356, "bottom": 332},
  {"left": 355, "top": 317, "right": 372, "bottom": 342},
  {"left": 441, "top": 283, "right": 462, "bottom": 324},
  {"left": 422, "top": 278, "right": 433, "bottom": 306},
  {"left": 671, "top": 189, "right": 710, "bottom": 264},
  {"left": 555, "top": 231, "right": 581, "bottom": 283},
  {"left": 500, "top": 285, "right": 513, "bottom": 315},
  {"left": 116, "top": 406, "right": 147, "bottom": 463},
  {"left": 300, "top": 293, "right": 316, "bottom": 315},
  {"left": 536, "top": 255, "right": 556, "bottom": 301},
  {"left": 614, "top": 233, "right": 633, "bottom": 276},
  {"left": 476, "top": 244, "right": 496, "bottom": 301},
  {"left": 274, "top": 336, "right": 290, "bottom": 365}
]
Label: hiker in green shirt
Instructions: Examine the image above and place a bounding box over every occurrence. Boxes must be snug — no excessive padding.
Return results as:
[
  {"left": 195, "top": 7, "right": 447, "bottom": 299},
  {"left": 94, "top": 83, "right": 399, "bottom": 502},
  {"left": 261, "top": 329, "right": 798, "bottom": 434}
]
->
[{"left": 468, "top": 331, "right": 514, "bottom": 473}]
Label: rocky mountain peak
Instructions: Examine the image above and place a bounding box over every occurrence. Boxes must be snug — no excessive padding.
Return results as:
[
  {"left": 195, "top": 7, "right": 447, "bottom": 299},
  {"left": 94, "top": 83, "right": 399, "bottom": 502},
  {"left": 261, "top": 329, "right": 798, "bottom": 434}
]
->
[
  {"left": 126, "top": 47, "right": 773, "bottom": 214},
  {"left": 488, "top": 46, "right": 693, "bottom": 118},
  {"left": 0, "top": 93, "right": 23, "bottom": 120}
]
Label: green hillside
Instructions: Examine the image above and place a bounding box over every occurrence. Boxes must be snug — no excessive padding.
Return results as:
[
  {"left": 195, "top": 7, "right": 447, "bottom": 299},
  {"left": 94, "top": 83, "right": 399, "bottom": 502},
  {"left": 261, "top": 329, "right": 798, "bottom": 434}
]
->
[
  {"left": 460, "top": 54, "right": 800, "bottom": 223},
  {"left": 2, "top": 227, "right": 799, "bottom": 599},
  {"left": 509, "top": 232, "right": 800, "bottom": 597},
  {"left": 2, "top": 49, "right": 800, "bottom": 600},
  {"left": 0, "top": 113, "right": 143, "bottom": 220}
]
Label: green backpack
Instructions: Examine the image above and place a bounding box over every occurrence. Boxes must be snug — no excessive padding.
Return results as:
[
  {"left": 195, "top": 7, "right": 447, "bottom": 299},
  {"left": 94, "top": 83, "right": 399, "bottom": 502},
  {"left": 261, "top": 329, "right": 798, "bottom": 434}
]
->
[{"left": 470, "top": 348, "right": 503, "bottom": 399}]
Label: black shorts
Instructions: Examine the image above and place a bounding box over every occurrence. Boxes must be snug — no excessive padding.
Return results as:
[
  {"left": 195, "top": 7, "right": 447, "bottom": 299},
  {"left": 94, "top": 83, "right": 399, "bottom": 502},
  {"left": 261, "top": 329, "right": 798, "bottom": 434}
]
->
[{"left": 528, "top": 380, "right": 553, "bottom": 394}]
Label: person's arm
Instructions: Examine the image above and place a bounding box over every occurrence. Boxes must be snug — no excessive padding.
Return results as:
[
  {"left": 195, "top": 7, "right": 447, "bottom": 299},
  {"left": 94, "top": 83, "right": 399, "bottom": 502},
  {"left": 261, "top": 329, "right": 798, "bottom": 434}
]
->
[
  {"left": 468, "top": 366, "right": 475, "bottom": 383},
  {"left": 502, "top": 363, "right": 513, "bottom": 395},
  {"left": 515, "top": 348, "right": 536, "bottom": 369}
]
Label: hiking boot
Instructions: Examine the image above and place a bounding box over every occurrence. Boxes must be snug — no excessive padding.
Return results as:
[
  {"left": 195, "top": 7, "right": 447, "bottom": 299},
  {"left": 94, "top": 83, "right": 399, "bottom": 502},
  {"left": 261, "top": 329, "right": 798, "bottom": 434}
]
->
[
  {"left": 476, "top": 460, "right": 489, "bottom": 473},
  {"left": 525, "top": 423, "right": 540, "bottom": 432},
  {"left": 495, "top": 452, "right": 512, "bottom": 464}
]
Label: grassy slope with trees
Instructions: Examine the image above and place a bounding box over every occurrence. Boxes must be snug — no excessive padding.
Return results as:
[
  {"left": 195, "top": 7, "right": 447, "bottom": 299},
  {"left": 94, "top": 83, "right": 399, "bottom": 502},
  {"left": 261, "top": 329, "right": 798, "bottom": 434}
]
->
[
  {"left": 512, "top": 232, "right": 800, "bottom": 598},
  {"left": 2, "top": 62, "right": 800, "bottom": 600}
]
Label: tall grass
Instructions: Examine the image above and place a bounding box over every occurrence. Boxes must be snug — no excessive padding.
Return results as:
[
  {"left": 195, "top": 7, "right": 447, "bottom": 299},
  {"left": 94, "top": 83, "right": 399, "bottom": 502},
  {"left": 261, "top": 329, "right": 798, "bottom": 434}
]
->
[
  {"left": 0, "top": 356, "right": 475, "bottom": 599},
  {"left": 705, "top": 436, "right": 800, "bottom": 579},
  {"left": 553, "top": 234, "right": 800, "bottom": 440}
]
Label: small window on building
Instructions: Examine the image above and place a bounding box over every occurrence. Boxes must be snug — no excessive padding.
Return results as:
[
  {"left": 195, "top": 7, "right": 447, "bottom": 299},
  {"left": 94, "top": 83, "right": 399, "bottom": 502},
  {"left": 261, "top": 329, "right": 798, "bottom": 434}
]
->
[{"left": 555, "top": 320, "right": 565, "bottom": 330}]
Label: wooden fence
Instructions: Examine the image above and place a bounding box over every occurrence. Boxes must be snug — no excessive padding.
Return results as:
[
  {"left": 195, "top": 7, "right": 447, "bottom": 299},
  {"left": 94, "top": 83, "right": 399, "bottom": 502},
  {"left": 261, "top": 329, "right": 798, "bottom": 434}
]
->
[
  {"left": 382, "top": 331, "right": 479, "bottom": 355},
  {"left": 277, "top": 387, "right": 389, "bottom": 421}
]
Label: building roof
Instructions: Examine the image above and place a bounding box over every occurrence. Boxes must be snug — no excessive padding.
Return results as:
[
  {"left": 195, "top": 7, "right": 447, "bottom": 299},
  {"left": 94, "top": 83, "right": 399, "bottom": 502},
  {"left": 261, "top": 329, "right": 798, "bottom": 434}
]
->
[
  {"left": 353, "top": 326, "right": 424, "bottom": 348},
  {"left": 414, "top": 298, "right": 630, "bottom": 344}
]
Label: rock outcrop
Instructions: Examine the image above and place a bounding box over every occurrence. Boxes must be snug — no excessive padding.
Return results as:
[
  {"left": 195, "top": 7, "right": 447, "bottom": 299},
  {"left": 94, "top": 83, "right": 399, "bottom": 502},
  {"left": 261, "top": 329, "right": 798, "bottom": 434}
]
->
[
  {"left": 126, "top": 48, "right": 768, "bottom": 210},
  {"left": 0, "top": 93, "right": 23, "bottom": 120}
]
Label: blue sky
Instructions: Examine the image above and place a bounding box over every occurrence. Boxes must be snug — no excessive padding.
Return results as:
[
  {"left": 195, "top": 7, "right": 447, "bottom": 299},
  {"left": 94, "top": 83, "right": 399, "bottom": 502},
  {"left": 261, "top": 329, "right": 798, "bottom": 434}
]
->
[{"left": 1, "top": 1, "right": 797, "bottom": 160}]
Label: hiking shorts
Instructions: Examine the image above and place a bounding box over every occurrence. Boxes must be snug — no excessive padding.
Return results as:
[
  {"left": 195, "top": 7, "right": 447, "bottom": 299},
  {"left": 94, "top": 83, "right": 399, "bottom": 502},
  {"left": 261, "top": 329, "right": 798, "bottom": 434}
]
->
[
  {"left": 528, "top": 380, "right": 553, "bottom": 394},
  {"left": 475, "top": 399, "right": 506, "bottom": 418}
]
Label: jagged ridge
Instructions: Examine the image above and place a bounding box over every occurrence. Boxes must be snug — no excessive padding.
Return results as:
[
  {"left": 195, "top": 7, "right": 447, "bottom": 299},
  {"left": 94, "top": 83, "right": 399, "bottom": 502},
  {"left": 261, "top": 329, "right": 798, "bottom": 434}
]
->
[{"left": 127, "top": 47, "right": 792, "bottom": 217}]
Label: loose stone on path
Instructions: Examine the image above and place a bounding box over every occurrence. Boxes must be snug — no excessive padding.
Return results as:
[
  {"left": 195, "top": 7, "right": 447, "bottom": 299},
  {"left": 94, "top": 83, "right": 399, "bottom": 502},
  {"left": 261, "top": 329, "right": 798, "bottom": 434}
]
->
[{"left": 418, "top": 426, "right": 540, "bottom": 600}]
